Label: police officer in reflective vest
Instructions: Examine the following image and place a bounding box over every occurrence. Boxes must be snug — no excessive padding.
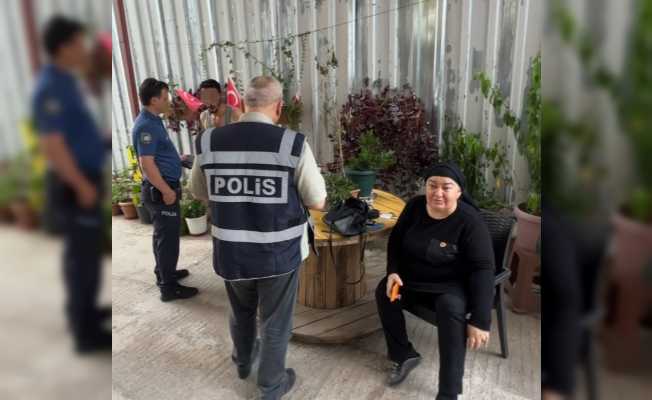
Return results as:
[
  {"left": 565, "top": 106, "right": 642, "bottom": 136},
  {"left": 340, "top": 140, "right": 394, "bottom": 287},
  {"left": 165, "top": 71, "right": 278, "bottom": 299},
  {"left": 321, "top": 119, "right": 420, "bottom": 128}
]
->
[
  {"left": 132, "top": 78, "right": 199, "bottom": 302},
  {"left": 190, "top": 76, "right": 326, "bottom": 399},
  {"left": 33, "top": 16, "right": 110, "bottom": 353}
]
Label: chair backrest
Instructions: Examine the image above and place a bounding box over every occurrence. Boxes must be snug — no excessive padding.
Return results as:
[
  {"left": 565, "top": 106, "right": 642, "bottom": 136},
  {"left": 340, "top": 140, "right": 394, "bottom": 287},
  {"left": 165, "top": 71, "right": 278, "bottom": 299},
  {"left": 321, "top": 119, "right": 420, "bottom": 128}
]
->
[{"left": 479, "top": 210, "right": 516, "bottom": 273}]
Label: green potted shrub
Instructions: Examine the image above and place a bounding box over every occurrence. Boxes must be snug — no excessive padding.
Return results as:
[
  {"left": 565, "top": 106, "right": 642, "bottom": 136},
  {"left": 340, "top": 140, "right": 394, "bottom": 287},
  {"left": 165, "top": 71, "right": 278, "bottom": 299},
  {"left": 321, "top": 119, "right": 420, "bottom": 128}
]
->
[
  {"left": 114, "top": 172, "right": 137, "bottom": 219},
  {"left": 344, "top": 130, "right": 395, "bottom": 198},
  {"left": 442, "top": 123, "right": 513, "bottom": 225},
  {"left": 181, "top": 198, "right": 207, "bottom": 235},
  {"left": 2, "top": 154, "right": 38, "bottom": 229},
  {"left": 324, "top": 172, "right": 356, "bottom": 211},
  {"left": 0, "top": 162, "right": 17, "bottom": 222},
  {"left": 111, "top": 178, "right": 124, "bottom": 216}
]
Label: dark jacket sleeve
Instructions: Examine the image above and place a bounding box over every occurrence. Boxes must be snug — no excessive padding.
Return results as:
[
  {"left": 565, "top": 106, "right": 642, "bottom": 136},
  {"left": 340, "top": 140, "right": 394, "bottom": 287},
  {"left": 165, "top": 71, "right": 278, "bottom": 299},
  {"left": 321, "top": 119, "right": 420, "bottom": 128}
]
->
[
  {"left": 462, "top": 215, "right": 495, "bottom": 331},
  {"left": 386, "top": 196, "right": 420, "bottom": 276}
]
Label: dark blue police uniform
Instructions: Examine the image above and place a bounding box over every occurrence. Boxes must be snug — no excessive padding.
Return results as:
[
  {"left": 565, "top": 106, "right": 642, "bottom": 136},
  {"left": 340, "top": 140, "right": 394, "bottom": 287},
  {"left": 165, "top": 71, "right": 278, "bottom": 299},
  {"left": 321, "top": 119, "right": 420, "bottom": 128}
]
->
[
  {"left": 32, "top": 63, "right": 107, "bottom": 349},
  {"left": 131, "top": 109, "right": 183, "bottom": 289}
]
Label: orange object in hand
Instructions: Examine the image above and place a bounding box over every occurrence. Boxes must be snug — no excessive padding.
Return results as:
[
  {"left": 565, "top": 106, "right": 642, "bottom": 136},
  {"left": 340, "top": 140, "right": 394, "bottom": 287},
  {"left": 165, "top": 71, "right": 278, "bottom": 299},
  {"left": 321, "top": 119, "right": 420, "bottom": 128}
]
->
[{"left": 390, "top": 282, "right": 400, "bottom": 302}]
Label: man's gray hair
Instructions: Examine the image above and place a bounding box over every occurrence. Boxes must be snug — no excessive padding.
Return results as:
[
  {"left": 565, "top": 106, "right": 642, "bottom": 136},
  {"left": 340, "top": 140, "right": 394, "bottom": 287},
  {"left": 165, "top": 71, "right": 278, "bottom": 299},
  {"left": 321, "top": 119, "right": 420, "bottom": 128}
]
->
[{"left": 244, "top": 76, "right": 283, "bottom": 108}]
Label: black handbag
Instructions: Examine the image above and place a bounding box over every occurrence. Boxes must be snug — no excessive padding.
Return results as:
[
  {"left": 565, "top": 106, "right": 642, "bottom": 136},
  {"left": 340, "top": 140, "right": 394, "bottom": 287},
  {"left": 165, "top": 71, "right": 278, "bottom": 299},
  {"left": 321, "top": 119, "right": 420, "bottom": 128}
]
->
[{"left": 322, "top": 196, "right": 380, "bottom": 285}]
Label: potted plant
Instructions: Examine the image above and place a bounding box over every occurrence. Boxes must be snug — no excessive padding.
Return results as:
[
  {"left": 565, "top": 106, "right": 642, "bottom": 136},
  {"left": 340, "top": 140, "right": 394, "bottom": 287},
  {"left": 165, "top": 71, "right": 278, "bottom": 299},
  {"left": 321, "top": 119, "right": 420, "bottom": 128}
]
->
[
  {"left": 114, "top": 173, "right": 137, "bottom": 219},
  {"left": 344, "top": 130, "right": 395, "bottom": 198},
  {"left": 110, "top": 178, "right": 123, "bottom": 216},
  {"left": 324, "top": 172, "right": 356, "bottom": 212},
  {"left": 476, "top": 54, "right": 541, "bottom": 252},
  {"left": 338, "top": 80, "right": 438, "bottom": 198},
  {"left": 2, "top": 155, "right": 38, "bottom": 229},
  {"left": 181, "top": 198, "right": 207, "bottom": 235},
  {"left": 0, "top": 162, "right": 16, "bottom": 223},
  {"left": 442, "top": 122, "right": 513, "bottom": 225}
]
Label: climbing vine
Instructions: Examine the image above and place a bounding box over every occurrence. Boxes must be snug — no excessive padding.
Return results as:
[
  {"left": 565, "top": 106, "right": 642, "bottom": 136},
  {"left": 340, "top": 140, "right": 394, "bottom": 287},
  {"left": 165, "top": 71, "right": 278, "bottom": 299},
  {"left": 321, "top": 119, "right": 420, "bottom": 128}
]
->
[{"left": 475, "top": 53, "right": 541, "bottom": 215}]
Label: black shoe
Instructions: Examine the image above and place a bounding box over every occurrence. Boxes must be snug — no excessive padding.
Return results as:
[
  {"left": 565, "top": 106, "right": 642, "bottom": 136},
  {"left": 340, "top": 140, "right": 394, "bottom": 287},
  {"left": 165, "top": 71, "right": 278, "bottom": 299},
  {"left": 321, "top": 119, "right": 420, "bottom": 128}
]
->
[
  {"left": 75, "top": 328, "right": 112, "bottom": 354},
  {"left": 436, "top": 394, "right": 458, "bottom": 400},
  {"left": 386, "top": 355, "right": 422, "bottom": 386},
  {"left": 174, "top": 269, "right": 190, "bottom": 280},
  {"left": 155, "top": 269, "right": 190, "bottom": 286},
  {"left": 280, "top": 368, "right": 296, "bottom": 398},
  {"left": 160, "top": 284, "right": 199, "bottom": 302},
  {"left": 235, "top": 339, "right": 261, "bottom": 379}
]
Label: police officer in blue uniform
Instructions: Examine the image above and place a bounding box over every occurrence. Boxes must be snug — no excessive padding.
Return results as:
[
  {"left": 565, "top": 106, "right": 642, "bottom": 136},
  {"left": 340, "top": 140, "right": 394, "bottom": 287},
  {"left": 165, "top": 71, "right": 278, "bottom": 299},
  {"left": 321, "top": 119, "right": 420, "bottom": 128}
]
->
[
  {"left": 32, "top": 16, "right": 110, "bottom": 353},
  {"left": 190, "top": 76, "right": 327, "bottom": 399},
  {"left": 132, "top": 78, "right": 199, "bottom": 302}
]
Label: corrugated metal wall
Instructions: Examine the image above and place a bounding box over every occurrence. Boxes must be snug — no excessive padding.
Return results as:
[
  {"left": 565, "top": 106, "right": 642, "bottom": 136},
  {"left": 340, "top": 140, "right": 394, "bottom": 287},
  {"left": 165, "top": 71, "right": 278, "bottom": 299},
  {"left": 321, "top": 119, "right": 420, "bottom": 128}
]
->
[
  {"left": 117, "top": 0, "right": 541, "bottom": 202},
  {"left": 0, "top": 0, "right": 111, "bottom": 160},
  {"left": 0, "top": 0, "right": 542, "bottom": 205}
]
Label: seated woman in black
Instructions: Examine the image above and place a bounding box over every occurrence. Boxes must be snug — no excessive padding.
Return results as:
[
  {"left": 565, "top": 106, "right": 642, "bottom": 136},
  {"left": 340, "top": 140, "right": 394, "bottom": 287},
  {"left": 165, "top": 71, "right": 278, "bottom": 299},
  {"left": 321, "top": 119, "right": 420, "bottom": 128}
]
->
[{"left": 375, "top": 162, "right": 495, "bottom": 400}]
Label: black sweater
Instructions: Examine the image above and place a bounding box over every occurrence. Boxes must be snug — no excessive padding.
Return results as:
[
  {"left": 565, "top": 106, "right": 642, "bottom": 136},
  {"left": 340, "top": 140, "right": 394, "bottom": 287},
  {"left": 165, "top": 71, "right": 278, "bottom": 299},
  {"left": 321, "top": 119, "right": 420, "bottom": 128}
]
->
[{"left": 387, "top": 195, "right": 495, "bottom": 330}]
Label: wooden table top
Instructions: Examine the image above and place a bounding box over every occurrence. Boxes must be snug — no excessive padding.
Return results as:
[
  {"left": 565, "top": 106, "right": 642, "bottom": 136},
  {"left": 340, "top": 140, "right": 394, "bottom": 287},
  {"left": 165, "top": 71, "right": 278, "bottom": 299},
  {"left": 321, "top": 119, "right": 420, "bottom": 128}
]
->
[{"left": 310, "top": 189, "right": 406, "bottom": 247}]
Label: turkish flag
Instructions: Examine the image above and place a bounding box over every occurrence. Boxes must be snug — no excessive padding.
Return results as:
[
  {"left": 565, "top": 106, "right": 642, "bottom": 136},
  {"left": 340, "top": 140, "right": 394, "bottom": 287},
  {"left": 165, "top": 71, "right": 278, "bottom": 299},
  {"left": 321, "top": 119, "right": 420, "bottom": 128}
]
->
[
  {"left": 226, "top": 79, "right": 241, "bottom": 110},
  {"left": 175, "top": 88, "right": 204, "bottom": 113}
]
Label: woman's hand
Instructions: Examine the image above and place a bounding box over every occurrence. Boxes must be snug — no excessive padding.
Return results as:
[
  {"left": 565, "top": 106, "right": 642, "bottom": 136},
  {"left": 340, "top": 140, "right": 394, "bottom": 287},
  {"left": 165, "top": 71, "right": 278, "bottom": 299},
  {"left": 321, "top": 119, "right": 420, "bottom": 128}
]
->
[
  {"left": 467, "top": 324, "right": 490, "bottom": 350},
  {"left": 386, "top": 273, "right": 403, "bottom": 299}
]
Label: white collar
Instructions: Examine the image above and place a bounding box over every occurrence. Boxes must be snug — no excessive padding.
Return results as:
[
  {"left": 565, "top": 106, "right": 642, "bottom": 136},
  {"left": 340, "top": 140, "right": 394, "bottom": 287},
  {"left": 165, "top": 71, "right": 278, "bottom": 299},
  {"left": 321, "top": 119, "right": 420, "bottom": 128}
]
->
[{"left": 238, "top": 111, "right": 275, "bottom": 125}]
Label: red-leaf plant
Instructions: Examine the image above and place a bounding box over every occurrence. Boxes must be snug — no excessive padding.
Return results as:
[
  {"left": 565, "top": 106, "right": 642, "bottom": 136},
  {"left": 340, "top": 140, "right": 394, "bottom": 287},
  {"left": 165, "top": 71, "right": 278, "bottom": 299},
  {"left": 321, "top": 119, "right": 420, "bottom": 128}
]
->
[{"left": 333, "top": 79, "right": 438, "bottom": 198}]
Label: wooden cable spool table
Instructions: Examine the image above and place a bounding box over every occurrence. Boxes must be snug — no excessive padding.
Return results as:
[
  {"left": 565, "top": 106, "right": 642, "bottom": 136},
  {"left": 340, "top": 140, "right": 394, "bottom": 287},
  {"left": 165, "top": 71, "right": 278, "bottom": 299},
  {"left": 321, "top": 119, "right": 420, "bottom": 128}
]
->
[{"left": 292, "top": 189, "right": 406, "bottom": 344}]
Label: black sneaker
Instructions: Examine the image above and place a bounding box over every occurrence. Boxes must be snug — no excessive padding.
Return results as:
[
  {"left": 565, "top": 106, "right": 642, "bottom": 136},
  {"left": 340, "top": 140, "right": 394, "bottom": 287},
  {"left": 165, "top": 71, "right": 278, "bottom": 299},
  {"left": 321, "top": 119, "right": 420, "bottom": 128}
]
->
[
  {"left": 436, "top": 394, "right": 458, "bottom": 400},
  {"left": 386, "top": 355, "right": 422, "bottom": 386},
  {"left": 160, "top": 284, "right": 199, "bottom": 302},
  {"left": 155, "top": 269, "right": 190, "bottom": 286},
  {"left": 174, "top": 269, "right": 190, "bottom": 280}
]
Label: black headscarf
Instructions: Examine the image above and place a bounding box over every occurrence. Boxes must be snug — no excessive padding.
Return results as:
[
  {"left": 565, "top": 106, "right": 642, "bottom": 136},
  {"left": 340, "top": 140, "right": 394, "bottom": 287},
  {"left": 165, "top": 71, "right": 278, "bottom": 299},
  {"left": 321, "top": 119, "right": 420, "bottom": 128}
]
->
[{"left": 421, "top": 162, "right": 480, "bottom": 211}]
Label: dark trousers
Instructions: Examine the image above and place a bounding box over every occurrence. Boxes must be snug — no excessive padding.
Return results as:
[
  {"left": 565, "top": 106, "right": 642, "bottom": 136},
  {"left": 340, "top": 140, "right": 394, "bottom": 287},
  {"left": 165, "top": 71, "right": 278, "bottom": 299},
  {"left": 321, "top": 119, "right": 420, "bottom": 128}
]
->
[
  {"left": 225, "top": 269, "right": 299, "bottom": 400},
  {"left": 142, "top": 181, "right": 181, "bottom": 287},
  {"left": 50, "top": 172, "right": 104, "bottom": 343},
  {"left": 375, "top": 277, "right": 467, "bottom": 396}
]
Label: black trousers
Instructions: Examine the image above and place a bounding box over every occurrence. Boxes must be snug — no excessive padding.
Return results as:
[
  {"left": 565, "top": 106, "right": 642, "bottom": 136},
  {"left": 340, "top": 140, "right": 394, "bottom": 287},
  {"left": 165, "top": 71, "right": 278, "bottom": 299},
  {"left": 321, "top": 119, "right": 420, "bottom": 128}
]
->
[
  {"left": 142, "top": 180, "right": 181, "bottom": 288},
  {"left": 49, "top": 172, "right": 104, "bottom": 343},
  {"left": 375, "top": 277, "right": 467, "bottom": 396}
]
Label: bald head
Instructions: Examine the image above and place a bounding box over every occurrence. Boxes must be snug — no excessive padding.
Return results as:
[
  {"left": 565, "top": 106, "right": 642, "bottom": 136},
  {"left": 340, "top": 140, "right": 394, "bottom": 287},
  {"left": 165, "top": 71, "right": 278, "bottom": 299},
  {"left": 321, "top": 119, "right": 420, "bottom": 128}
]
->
[{"left": 244, "top": 76, "right": 283, "bottom": 108}]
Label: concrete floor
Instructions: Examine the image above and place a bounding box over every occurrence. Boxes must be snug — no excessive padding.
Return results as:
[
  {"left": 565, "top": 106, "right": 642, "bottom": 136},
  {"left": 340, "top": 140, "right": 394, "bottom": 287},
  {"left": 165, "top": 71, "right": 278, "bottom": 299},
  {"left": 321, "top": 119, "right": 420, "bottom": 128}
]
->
[
  {"left": 111, "top": 216, "right": 541, "bottom": 400},
  {"left": 0, "top": 225, "right": 112, "bottom": 400}
]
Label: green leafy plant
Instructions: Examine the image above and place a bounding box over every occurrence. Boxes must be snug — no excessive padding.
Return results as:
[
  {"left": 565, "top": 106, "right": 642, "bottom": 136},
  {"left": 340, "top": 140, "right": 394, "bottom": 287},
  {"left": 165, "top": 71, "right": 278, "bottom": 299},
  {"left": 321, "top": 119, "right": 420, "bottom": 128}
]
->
[
  {"left": 552, "top": 1, "right": 652, "bottom": 222},
  {"left": 112, "top": 171, "right": 132, "bottom": 203},
  {"left": 345, "top": 130, "right": 395, "bottom": 172},
  {"left": 181, "top": 198, "right": 206, "bottom": 219},
  {"left": 324, "top": 173, "right": 356, "bottom": 209},
  {"left": 442, "top": 123, "right": 511, "bottom": 210},
  {"left": 207, "top": 35, "right": 305, "bottom": 129},
  {"left": 475, "top": 53, "right": 541, "bottom": 215},
  {"left": 0, "top": 154, "right": 32, "bottom": 207}
]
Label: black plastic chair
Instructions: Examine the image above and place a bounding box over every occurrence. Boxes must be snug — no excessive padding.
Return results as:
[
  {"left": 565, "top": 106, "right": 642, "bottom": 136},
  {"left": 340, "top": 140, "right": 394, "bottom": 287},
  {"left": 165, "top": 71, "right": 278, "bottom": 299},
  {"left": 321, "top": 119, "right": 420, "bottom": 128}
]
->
[{"left": 403, "top": 212, "right": 516, "bottom": 359}]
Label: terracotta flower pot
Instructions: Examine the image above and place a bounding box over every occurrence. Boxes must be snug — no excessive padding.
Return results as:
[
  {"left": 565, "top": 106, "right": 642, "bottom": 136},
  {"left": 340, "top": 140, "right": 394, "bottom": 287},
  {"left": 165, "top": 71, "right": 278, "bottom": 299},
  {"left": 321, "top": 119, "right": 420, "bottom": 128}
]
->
[
  {"left": 119, "top": 201, "right": 138, "bottom": 219},
  {"left": 111, "top": 203, "right": 122, "bottom": 216},
  {"left": 513, "top": 204, "right": 541, "bottom": 252},
  {"left": 603, "top": 213, "right": 652, "bottom": 370}
]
